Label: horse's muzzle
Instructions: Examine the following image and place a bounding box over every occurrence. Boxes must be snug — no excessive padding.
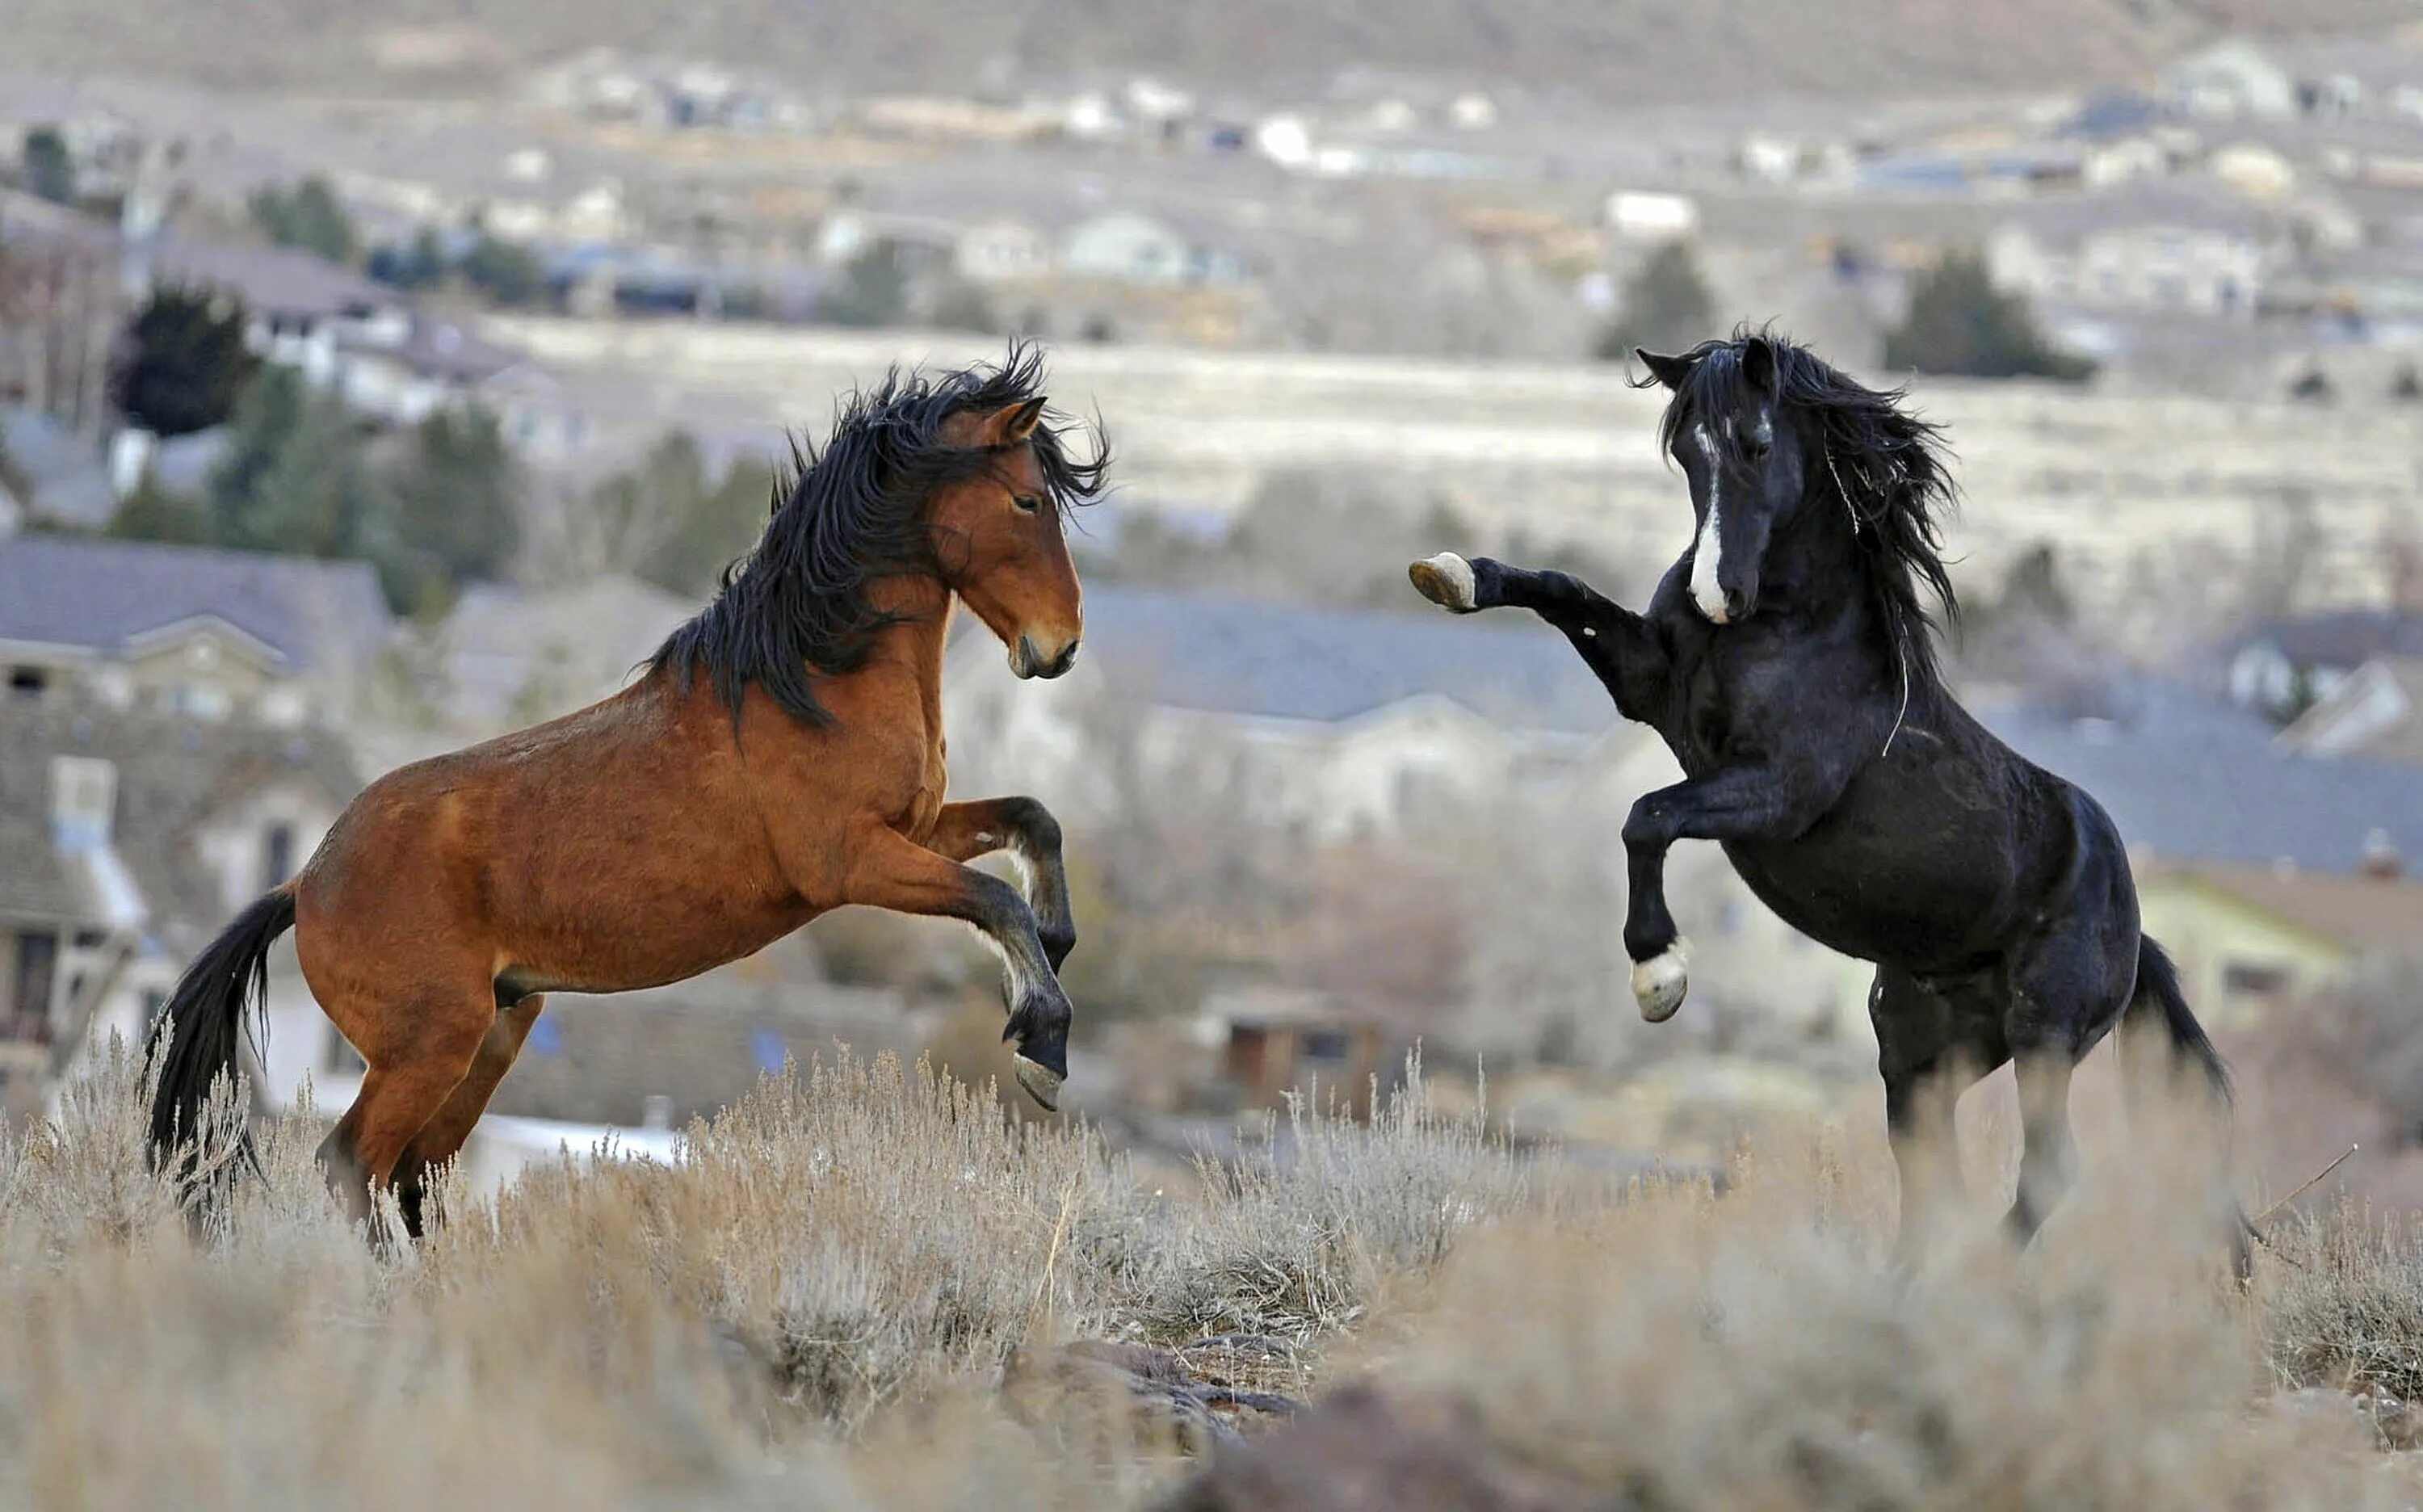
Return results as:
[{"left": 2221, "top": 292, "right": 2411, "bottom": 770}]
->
[{"left": 1012, "top": 633, "right": 1080, "bottom": 679}]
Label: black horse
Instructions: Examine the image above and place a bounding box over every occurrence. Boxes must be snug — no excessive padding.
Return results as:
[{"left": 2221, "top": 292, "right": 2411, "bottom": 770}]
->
[{"left": 1409, "top": 332, "right": 2237, "bottom": 1258}]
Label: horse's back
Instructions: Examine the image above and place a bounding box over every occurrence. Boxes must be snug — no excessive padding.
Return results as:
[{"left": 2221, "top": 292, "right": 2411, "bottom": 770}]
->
[{"left": 293, "top": 674, "right": 811, "bottom": 998}]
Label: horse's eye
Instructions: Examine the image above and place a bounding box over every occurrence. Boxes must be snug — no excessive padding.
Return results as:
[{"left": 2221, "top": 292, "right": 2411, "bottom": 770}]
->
[
  {"left": 1013, "top": 494, "right": 1043, "bottom": 514},
  {"left": 1742, "top": 437, "right": 1771, "bottom": 462}
]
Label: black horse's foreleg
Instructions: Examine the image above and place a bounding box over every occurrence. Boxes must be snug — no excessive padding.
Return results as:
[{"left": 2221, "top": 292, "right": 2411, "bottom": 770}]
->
[
  {"left": 1619, "top": 764, "right": 1841, "bottom": 1020},
  {"left": 1409, "top": 553, "right": 1669, "bottom": 721}
]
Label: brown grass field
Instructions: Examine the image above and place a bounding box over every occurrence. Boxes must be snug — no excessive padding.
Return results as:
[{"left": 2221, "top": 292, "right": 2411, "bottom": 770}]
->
[{"left": 6, "top": 1036, "right": 2423, "bottom": 1509}]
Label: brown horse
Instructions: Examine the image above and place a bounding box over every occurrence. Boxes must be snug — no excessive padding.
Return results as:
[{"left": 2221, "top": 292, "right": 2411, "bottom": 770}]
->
[{"left": 149, "top": 345, "right": 1107, "bottom": 1229}]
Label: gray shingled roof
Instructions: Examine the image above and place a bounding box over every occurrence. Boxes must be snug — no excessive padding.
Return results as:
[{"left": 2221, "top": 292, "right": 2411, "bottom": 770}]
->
[
  {"left": 1979, "top": 678, "right": 2423, "bottom": 872},
  {"left": 0, "top": 536, "right": 388, "bottom": 674},
  {"left": 0, "top": 695, "right": 361, "bottom": 938},
  {"left": 1075, "top": 584, "right": 1619, "bottom": 738}
]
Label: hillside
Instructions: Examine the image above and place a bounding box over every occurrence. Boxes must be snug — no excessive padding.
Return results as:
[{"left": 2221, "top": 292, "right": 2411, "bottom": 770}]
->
[{"left": 3, "top": 0, "right": 2416, "bottom": 102}]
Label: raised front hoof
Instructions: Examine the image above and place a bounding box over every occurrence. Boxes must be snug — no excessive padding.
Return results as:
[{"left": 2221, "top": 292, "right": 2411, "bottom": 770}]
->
[
  {"left": 1014, "top": 1055, "right": 1065, "bottom": 1111},
  {"left": 1408, "top": 552, "right": 1478, "bottom": 612},
  {"left": 1630, "top": 939, "right": 1691, "bottom": 1023}
]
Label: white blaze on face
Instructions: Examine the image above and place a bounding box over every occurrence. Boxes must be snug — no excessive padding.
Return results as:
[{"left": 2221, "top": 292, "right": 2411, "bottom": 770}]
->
[{"left": 1688, "top": 423, "right": 1729, "bottom": 624}]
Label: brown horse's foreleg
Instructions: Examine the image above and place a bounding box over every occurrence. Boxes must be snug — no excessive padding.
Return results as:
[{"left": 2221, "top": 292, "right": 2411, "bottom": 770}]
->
[
  {"left": 840, "top": 828, "right": 1072, "bottom": 1110},
  {"left": 317, "top": 989, "right": 493, "bottom": 1228},
  {"left": 389, "top": 997, "right": 547, "bottom": 1236},
  {"left": 929, "top": 798, "right": 1075, "bottom": 970}
]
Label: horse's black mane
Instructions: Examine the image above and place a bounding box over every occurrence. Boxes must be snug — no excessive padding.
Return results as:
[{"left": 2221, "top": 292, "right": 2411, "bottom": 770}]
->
[
  {"left": 1644, "top": 329, "right": 1959, "bottom": 691},
  {"left": 651, "top": 341, "right": 1107, "bottom": 727}
]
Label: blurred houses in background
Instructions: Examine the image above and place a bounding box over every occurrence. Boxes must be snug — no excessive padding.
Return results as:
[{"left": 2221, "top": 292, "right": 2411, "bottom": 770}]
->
[
  {"left": 6, "top": 13, "right": 2423, "bottom": 1165},
  {"left": 0, "top": 692, "right": 360, "bottom": 1121},
  {"left": 0, "top": 533, "right": 388, "bottom": 723}
]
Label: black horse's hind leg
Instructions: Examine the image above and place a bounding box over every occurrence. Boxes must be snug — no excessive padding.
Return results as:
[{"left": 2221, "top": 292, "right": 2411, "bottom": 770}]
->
[
  {"left": 2007, "top": 1055, "right": 2078, "bottom": 1243},
  {"left": 1873, "top": 967, "right": 2009, "bottom": 1266},
  {"left": 2000, "top": 903, "right": 2136, "bottom": 1245}
]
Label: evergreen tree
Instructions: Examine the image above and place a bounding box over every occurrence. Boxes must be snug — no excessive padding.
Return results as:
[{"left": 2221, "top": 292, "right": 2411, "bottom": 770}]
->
[
  {"left": 389, "top": 405, "right": 522, "bottom": 585},
  {"left": 460, "top": 232, "right": 550, "bottom": 308},
  {"left": 248, "top": 177, "right": 359, "bottom": 264},
  {"left": 106, "top": 473, "right": 213, "bottom": 545},
  {"left": 112, "top": 287, "right": 260, "bottom": 437},
  {"left": 1594, "top": 240, "right": 1717, "bottom": 361},
  {"left": 816, "top": 243, "right": 910, "bottom": 328},
  {"left": 206, "top": 368, "right": 374, "bottom": 560},
  {"left": 636, "top": 447, "right": 773, "bottom": 598},
  {"left": 1883, "top": 252, "right": 2093, "bottom": 381},
  {"left": 368, "top": 228, "right": 448, "bottom": 291}
]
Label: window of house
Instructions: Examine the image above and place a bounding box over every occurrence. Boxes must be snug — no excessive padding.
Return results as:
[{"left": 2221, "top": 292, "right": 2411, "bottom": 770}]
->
[
  {"left": 2222, "top": 960, "right": 2291, "bottom": 1001},
  {"left": 262, "top": 822, "right": 297, "bottom": 892},
  {"left": 48, "top": 757, "right": 116, "bottom": 850},
  {"left": 7, "top": 666, "right": 46, "bottom": 698},
  {"left": 1301, "top": 1029, "right": 1352, "bottom": 1063},
  {"left": 8, "top": 931, "right": 58, "bottom": 1039}
]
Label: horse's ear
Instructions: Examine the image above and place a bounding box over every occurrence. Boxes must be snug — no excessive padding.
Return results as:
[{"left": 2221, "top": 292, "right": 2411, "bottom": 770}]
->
[
  {"left": 1634, "top": 348, "right": 1694, "bottom": 390},
  {"left": 985, "top": 397, "right": 1048, "bottom": 447},
  {"left": 1741, "top": 337, "right": 1779, "bottom": 397}
]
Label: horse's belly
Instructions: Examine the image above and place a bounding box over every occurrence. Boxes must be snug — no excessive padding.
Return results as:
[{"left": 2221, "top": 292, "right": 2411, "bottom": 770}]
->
[{"left": 1723, "top": 831, "right": 2014, "bottom": 968}]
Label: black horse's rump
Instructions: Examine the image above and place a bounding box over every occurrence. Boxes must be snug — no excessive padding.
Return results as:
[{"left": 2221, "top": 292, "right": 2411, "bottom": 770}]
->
[{"left": 1411, "top": 330, "right": 2240, "bottom": 1262}]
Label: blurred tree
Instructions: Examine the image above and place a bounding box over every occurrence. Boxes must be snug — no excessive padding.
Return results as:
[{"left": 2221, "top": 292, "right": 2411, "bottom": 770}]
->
[
  {"left": 460, "top": 232, "right": 551, "bottom": 308},
  {"left": 20, "top": 125, "right": 73, "bottom": 204},
  {"left": 367, "top": 228, "right": 447, "bottom": 291},
  {"left": 930, "top": 279, "right": 998, "bottom": 335},
  {"left": 247, "top": 176, "right": 358, "bottom": 264},
  {"left": 817, "top": 244, "right": 910, "bottom": 328},
  {"left": 203, "top": 367, "right": 383, "bottom": 577},
  {"left": 1883, "top": 252, "right": 2093, "bottom": 381},
  {"left": 106, "top": 472, "right": 213, "bottom": 544},
  {"left": 111, "top": 287, "right": 259, "bottom": 437},
  {"left": 1594, "top": 240, "right": 1715, "bottom": 361},
  {"left": 389, "top": 405, "right": 523, "bottom": 586}
]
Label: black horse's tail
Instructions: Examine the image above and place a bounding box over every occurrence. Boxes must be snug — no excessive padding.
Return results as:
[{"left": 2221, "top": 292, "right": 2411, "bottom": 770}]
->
[
  {"left": 2124, "top": 935, "right": 2232, "bottom": 1103},
  {"left": 146, "top": 889, "right": 296, "bottom": 1165},
  {"left": 2128, "top": 934, "right": 2255, "bottom": 1273}
]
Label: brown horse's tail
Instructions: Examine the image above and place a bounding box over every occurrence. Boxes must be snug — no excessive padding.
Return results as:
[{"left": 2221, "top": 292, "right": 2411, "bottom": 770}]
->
[
  {"left": 2125, "top": 935, "right": 2232, "bottom": 1104},
  {"left": 146, "top": 888, "right": 296, "bottom": 1168}
]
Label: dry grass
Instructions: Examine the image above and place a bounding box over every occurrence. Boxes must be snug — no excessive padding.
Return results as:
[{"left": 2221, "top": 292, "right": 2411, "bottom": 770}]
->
[{"left": 4, "top": 1036, "right": 2423, "bottom": 1509}]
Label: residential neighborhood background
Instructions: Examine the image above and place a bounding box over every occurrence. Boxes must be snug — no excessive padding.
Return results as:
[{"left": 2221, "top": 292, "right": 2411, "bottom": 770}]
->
[{"left": 5, "top": 5, "right": 2423, "bottom": 1203}]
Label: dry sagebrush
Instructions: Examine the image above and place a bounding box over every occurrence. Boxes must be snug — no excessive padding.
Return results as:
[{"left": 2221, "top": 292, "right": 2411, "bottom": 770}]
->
[{"left": 3, "top": 1039, "right": 2423, "bottom": 1510}]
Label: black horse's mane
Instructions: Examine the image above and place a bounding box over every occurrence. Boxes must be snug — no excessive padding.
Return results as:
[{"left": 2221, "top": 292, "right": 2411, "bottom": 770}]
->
[
  {"left": 651, "top": 342, "right": 1108, "bottom": 728},
  {"left": 1646, "top": 330, "right": 1960, "bottom": 691}
]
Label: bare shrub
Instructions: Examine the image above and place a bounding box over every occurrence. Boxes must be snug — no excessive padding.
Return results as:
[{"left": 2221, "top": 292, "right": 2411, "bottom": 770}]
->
[{"left": 9, "top": 1037, "right": 2423, "bottom": 1507}]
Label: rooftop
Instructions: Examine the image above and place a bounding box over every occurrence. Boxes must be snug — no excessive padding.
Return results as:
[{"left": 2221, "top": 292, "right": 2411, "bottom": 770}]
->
[
  {"left": 2153, "top": 859, "right": 2423, "bottom": 953},
  {"left": 0, "top": 534, "right": 389, "bottom": 674},
  {"left": 1067, "top": 584, "right": 1620, "bottom": 739},
  {"left": 1980, "top": 677, "right": 2423, "bottom": 872}
]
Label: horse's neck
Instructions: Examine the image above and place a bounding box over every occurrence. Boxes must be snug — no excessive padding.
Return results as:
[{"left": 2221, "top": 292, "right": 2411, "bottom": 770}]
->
[
  {"left": 867, "top": 575, "right": 955, "bottom": 723},
  {"left": 1769, "top": 487, "right": 1885, "bottom": 632}
]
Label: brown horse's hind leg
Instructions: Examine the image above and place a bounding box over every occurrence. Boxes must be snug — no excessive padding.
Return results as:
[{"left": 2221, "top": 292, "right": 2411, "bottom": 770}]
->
[
  {"left": 316, "top": 985, "right": 494, "bottom": 1229},
  {"left": 389, "top": 997, "right": 546, "bottom": 1236}
]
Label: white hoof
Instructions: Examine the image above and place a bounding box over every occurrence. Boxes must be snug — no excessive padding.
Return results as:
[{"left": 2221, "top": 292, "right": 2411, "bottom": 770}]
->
[
  {"left": 1631, "top": 939, "right": 1691, "bottom": 1023},
  {"left": 1409, "top": 552, "right": 1477, "bottom": 612},
  {"left": 1014, "top": 1056, "right": 1064, "bottom": 1111}
]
